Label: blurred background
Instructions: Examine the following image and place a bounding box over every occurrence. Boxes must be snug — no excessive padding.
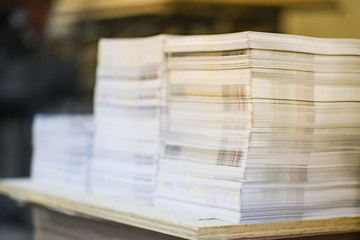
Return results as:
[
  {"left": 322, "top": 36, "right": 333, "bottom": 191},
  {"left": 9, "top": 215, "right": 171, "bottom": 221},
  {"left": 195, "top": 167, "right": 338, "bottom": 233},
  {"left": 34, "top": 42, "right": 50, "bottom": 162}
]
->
[{"left": 0, "top": 0, "right": 359, "bottom": 239}]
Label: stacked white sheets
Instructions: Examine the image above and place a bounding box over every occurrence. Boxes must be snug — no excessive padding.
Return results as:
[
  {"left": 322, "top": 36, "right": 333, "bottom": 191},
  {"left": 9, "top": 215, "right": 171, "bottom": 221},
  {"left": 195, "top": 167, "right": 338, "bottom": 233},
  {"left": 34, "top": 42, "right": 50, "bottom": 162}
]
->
[
  {"left": 91, "top": 36, "right": 166, "bottom": 204},
  {"left": 155, "top": 32, "right": 360, "bottom": 223},
  {"left": 31, "top": 114, "right": 93, "bottom": 192}
]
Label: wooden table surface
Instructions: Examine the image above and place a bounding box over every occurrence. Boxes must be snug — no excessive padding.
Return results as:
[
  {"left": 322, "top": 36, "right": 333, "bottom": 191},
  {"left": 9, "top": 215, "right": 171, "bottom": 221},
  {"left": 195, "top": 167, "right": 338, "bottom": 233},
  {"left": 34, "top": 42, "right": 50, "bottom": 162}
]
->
[{"left": 0, "top": 178, "right": 359, "bottom": 240}]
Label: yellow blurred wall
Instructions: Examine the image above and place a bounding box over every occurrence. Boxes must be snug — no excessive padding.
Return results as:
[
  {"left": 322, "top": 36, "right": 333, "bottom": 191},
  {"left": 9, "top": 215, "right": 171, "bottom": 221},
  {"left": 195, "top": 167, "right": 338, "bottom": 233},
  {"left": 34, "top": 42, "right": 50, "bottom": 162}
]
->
[{"left": 280, "top": 0, "right": 360, "bottom": 38}]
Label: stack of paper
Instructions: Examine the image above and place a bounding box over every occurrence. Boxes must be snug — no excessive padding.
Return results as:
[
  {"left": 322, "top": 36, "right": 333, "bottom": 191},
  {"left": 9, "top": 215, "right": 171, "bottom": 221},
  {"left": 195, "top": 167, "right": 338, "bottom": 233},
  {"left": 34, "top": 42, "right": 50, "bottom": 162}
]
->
[
  {"left": 155, "top": 32, "right": 360, "bottom": 223},
  {"left": 31, "top": 114, "right": 93, "bottom": 192},
  {"left": 91, "top": 36, "right": 166, "bottom": 204}
]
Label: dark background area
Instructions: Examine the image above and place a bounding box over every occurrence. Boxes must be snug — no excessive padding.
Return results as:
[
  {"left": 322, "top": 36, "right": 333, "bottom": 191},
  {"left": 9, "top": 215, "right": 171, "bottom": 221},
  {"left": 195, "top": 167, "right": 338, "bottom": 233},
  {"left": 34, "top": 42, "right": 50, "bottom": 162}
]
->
[{"left": 0, "top": 1, "right": 80, "bottom": 239}]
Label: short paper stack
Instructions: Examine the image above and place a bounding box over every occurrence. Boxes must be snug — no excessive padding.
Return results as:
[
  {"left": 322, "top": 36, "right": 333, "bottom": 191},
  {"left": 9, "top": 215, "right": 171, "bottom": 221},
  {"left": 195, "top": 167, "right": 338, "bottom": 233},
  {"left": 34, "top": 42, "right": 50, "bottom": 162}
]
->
[{"left": 31, "top": 114, "right": 93, "bottom": 192}]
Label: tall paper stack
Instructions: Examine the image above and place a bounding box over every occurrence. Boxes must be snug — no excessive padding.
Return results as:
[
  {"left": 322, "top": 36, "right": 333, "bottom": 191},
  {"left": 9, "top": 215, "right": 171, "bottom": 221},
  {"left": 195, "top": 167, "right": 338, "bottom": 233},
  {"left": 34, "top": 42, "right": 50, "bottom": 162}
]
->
[
  {"left": 91, "top": 36, "right": 166, "bottom": 204},
  {"left": 155, "top": 32, "right": 360, "bottom": 223},
  {"left": 31, "top": 114, "right": 93, "bottom": 192}
]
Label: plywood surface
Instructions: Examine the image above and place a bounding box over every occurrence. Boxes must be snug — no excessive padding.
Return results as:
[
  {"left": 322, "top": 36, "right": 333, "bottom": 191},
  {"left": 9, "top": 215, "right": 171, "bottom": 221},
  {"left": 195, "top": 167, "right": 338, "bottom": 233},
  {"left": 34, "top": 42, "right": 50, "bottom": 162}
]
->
[{"left": 0, "top": 178, "right": 359, "bottom": 240}]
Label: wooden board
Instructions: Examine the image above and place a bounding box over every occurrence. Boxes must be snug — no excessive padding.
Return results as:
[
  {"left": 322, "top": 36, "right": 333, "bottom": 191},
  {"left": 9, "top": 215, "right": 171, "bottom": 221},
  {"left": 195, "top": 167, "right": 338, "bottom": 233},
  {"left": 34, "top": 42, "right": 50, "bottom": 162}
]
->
[
  {"left": 33, "top": 206, "right": 184, "bottom": 240},
  {"left": 0, "top": 178, "right": 359, "bottom": 240}
]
